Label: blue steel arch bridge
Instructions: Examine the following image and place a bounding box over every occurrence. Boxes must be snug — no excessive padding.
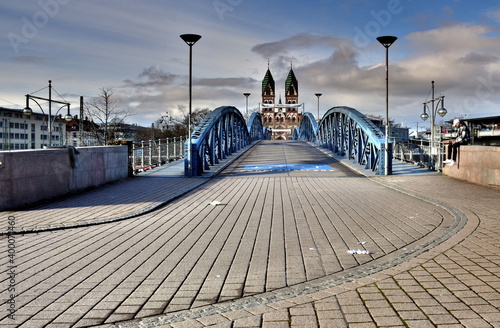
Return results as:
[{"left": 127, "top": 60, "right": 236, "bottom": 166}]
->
[{"left": 186, "top": 105, "right": 390, "bottom": 176}]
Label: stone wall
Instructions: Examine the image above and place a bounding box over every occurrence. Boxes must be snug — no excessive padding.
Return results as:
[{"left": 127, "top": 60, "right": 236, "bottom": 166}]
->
[
  {"left": 443, "top": 145, "right": 500, "bottom": 187},
  {"left": 0, "top": 146, "right": 128, "bottom": 211}
]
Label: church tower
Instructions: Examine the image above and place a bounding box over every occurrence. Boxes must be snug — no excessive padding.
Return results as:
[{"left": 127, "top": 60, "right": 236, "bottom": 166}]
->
[
  {"left": 285, "top": 64, "right": 298, "bottom": 104},
  {"left": 261, "top": 63, "right": 302, "bottom": 140},
  {"left": 262, "top": 65, "right": 275, "bottom": 105}
]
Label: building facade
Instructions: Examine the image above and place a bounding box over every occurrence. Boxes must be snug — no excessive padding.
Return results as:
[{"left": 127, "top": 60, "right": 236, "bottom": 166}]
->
[
  {"left": 64, "top": 116, "right": 102, "bottom": 147},
  {"left": 261, "top": 65, "right": 303, "bottom": 140},
  {"left": 0, "top": 107, "right": 66, "bottom": 150}
]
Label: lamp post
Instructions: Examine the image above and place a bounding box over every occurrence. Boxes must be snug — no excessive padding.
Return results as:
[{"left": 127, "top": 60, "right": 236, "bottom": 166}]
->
[
  {"left": 420, "top": 81, "right": 447, "bottom": 170},
  {"left": 243, "top": 93, "right": 251, "bottom": 119},
  {"left": 180, "top": 34, "right": 201, "bottom": 177},
  {"left": 23, "top": 80, "right": 73, "bottom": 147},
  {"left": 315, "top": 93, "right": 322, "bottom": 121},
  {"left": 377, "top": 36, "right": 397, "bottom": 175}
]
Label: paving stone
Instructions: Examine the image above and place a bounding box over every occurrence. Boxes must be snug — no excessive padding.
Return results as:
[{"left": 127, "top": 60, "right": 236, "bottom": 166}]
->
[{"left": 1, "top": 141, "right": 499, "bottom": 328}]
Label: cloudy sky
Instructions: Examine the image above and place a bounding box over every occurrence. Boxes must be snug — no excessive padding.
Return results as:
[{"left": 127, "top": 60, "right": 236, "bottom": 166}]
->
[{"left": 1, "top": 0, "right": 500, "bottom": 130}]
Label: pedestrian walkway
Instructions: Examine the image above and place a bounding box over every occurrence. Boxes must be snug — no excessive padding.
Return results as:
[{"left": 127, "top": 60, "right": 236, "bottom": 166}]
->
[
  {"left": 0, "top": 143, "right": 249, "bottom": 235},
  {"left": 1, "top": 140, "right": 498, "bottom": 328}
]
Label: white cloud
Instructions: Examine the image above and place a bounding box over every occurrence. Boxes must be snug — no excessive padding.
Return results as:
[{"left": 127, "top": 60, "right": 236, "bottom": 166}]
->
[{"left": 2, "top": 1, "right": 500, "bottom": 130}]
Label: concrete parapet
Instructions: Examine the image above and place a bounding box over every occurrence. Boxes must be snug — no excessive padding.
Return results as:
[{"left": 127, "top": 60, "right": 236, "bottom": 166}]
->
[
  {"left": 0, "top": 146, "right": 128, "bottom": 210},
  {"left": 443, "top": 145, "right": 500, "bottom": 187}
]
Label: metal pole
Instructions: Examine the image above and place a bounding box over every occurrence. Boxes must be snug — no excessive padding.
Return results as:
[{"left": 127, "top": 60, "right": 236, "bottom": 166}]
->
[
  {"left": 377, "top": 36, "right": 396, "bottom": 175},
  {"left": 149, "top": 139, "right": 153, "bottom": 167},
  {"left": 132, "top": 142, "right": 136, "bottom": 173},
  {"left": 166, "top": 138, "right": 170, "bottom": 163},
  {"left": 180, "top": 34, "right": 201, "bottom": 176},
  {"left": 187, "top": 44, "right": 193, "bottom": 176},
  {"left": 384, "top": 47, "right": 389, "bottom": 175},
  {"left": 48, "top": 80, "right": 52, "bottom": 146},
  {"left": 430, "top": 80, "right": 435, "bottom": 170},
  {"left": 79, "top": 96, "right": 84, "bottom": 146},
  {"left": 243, "top": 93, "right": 250, "bottom": 119},
  {"left": 317, "top": 96, "right": 320, "bottom": 121},
  {"left": 315, "top": 93, "right": 322, "bottom": 121},
  {"left": 141, "top": 140, "right": 145, "bottom": 169}
]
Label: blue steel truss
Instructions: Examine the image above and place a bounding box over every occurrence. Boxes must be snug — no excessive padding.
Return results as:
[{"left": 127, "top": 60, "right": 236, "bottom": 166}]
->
[
  {"left": 293, "top": 112, "right": 318, "bottom": 142},
  {"left": 186, "top": 106, "right": 266, "bottom": 176},
  {"left": 295, "top": 106, "right": 389, "bottom": 175}
]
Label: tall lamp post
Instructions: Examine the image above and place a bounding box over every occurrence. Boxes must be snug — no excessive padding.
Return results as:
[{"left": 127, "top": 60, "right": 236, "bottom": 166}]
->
[
  {"left": 180, "top": 34, "right": 201, "bottom": 177},
  {"left": 377, "top": 36, "right": 397, "bottom": 175},
  {"left": 243, "top": 93, "right": 251, "bottom": 119},
  {"left": 23, "top": 80, "right": 73, "bottom": 147},
  {"left": 315, "top": 93, "right": 322, "bottom": 121},
  {"left": 420, "top": 81, "right": 447, "bottom": 170}
]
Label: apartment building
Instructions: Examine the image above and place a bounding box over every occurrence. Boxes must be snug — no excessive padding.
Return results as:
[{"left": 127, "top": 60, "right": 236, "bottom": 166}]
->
[{"left": 0, "top": 107, "right": 66, "bottom": 150}]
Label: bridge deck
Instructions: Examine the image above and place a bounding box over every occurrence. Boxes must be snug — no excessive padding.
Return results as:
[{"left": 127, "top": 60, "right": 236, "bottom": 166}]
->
[{"left": 1, "top": 141, "right": 499, "bottom": 328}]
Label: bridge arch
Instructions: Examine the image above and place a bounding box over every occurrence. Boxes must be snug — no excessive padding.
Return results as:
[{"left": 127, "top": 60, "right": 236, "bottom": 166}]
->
[
  {"left": 187, "top": 106, "right": 266, "bottom": 176},
  {"left": 293, "top": 112, "right": 317, "bottom": 142},
  {"left": 295, "top": 106, "right": 389, "bottom": 175}
]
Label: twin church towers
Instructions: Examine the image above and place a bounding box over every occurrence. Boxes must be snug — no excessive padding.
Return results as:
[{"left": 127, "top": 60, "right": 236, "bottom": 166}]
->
[{"left": 260, "top": 64, "right": 303, "bottom": 140}]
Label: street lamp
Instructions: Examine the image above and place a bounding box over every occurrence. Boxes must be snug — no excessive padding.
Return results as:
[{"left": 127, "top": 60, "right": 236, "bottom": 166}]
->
[
  {"left": 420, "top": 81, "right": 447, "bottom": 170},
  {"left": 23, "top": 80, "right": 73, "bottom": 147},
  {"left": 315, "top": 93, "right": 322, "bottom": 121},
  {"left": 243, "top": 93, "right": 251, "bottom": 119},
  {"left": 180, "top": 33, "right": 201, "bottom": 177},
  {"left": 377, "top": 35, "right": 397, "bottom": 175}
]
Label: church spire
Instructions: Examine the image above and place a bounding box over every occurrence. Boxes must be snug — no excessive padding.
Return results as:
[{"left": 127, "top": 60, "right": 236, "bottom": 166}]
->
[
  {"left": 262, "top": 62, "right": 275, "bottom": 104},
  {"left": 285, "top": 63, "right": 298, "bottom": 104}
]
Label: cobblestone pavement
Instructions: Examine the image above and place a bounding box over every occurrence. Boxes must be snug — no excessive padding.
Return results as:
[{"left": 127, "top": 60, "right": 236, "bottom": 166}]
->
[
  {"left": 1, "top": 141, "right": 499, "bottom": 328},
  {"left": 0, "top": 176, "right": 207, "bottom": 234}
]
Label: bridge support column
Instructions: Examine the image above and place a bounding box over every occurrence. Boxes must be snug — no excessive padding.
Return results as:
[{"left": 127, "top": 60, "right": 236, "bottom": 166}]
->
[{"left": 184, "top": 140, "right": 201, "bottom": 176}]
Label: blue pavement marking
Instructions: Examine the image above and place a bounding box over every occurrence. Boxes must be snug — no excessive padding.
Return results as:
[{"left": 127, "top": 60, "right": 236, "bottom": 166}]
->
[{"left": 242, "top": 164, "right": 333, "bottom": 171}]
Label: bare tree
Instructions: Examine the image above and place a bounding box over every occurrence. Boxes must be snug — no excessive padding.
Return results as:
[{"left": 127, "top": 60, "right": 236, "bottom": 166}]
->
[
  {"left": 154, "top": 105, "right": 211, "bottom": 138},
  {"left": 85, "top": 87, "right": 132, "bottom": 144}
]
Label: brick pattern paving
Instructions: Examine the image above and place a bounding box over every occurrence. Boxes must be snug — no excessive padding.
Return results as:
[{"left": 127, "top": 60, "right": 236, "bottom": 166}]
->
[
  {"left": 1, "top": 176, "right": 206, "bottom": 233},
  {"left": 118, "top": 175, "right": 498, "bottom": 328},
  {"left": 1, "top": 141, "right": 499, "bottom": 328}
]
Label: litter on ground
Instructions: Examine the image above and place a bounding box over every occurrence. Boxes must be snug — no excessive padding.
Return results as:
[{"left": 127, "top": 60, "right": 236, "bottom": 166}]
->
[{"left": 347, "top": 249, "right": 372, "bottom": 255}]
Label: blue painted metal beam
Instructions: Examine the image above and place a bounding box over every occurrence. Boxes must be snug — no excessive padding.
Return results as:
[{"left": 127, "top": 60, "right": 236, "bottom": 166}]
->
[
  {"left": 295, "top": 106, "right": 390, "bottom": 175},
  {"left": 186, "top": 106, "right": 266, "bottom": 176}
]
